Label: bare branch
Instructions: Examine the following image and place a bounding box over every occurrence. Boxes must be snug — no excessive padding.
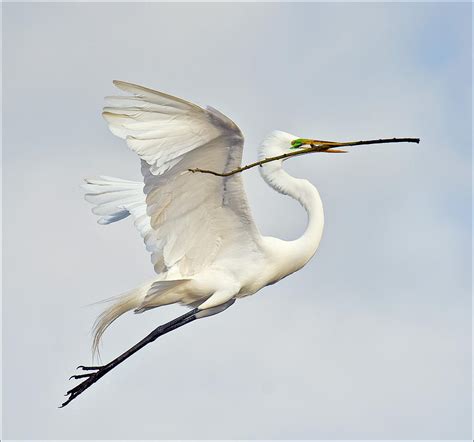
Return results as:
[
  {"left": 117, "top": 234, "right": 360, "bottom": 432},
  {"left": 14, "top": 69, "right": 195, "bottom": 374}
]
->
[{"left": 189, "top": 137, "right": 420, "bottom": 177}]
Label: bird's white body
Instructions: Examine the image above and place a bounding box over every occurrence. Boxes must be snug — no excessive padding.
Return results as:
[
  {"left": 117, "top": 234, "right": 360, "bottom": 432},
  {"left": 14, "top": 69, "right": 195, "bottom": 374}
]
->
[{"left": 84, "top": 82, "right": 324, "bottom": 352}]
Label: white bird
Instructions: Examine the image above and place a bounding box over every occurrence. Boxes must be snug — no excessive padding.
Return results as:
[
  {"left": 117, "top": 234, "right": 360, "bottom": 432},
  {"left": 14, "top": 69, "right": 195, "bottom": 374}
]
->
[{"left": 62, "top": 81, "right": 418, "bottom": 407}]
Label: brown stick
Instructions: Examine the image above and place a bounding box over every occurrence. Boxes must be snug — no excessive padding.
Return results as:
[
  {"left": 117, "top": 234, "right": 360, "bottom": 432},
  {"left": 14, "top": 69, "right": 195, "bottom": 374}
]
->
[{"left": 188, "top": 137, "right": 420, "bottom": 177}]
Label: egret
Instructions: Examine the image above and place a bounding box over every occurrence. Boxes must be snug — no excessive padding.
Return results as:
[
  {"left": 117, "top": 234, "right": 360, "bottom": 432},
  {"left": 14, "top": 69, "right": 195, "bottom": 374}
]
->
[{"left": 62, "top": 81, "right": 419, "bottom": 407}]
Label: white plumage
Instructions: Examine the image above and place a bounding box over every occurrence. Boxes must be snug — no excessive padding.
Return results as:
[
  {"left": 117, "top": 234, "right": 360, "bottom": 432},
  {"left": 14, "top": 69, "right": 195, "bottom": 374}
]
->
[
  {"left": 62, "top": 82, "right": 416, "bottom": 408},
  {"left": 83, "top": 81, "right": 325, "bottom": 355}
]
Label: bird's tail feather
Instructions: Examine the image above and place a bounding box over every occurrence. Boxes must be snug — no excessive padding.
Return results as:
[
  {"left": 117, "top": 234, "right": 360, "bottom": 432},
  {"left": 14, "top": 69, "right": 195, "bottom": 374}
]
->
[
  {"left": 92, "top": 281, "right": 152, "bottom": 358},
  {"left": 91, "top": 278, "right": 192, "bottom": 358},
  {"left": 134, "top": 279, "right": 192, "bottom": 313}
]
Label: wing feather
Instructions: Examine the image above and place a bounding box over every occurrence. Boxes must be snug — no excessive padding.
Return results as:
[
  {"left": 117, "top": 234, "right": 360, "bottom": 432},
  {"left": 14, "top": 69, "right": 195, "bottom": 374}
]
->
[{"left": 102, "top": 81, "right": 261, "bottom": 276}]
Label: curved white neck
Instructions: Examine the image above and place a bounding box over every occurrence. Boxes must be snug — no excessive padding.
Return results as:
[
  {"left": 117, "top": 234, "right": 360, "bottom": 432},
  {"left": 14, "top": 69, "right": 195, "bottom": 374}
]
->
[{"left": 259, "top": 158, "right": 324, "bottom": 266}]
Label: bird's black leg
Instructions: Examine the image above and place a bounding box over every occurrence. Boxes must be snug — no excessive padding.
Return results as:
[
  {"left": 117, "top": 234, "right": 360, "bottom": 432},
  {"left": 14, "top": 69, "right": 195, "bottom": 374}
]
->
[{"left": 61, "top": 307, "right": 200, "bottom": 408}]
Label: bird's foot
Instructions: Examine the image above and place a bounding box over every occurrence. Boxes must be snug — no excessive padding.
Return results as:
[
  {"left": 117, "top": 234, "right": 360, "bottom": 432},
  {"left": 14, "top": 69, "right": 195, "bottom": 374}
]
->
[
  {"left": 61, "top": 364, "right": 108, "bottom": 408},
  {"left": 76, "top": 364, "right": 103, "bottom": 371}
]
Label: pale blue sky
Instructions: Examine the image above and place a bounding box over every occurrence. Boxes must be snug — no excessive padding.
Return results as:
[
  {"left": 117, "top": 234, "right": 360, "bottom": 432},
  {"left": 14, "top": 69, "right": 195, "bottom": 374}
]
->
[{"left": 3, "top": 2, "right": 472, "bottom": 440}]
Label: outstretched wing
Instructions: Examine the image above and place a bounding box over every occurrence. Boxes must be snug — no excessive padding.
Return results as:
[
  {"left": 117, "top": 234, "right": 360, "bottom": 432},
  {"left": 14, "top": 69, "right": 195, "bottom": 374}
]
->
[{"left": 102, "top": 81, "right": 261, "bottom": 276}]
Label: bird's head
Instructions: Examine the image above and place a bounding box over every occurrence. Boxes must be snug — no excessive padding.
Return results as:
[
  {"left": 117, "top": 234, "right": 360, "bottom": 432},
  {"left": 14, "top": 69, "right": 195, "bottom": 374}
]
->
[{"left": 259, "top": 130, "right": 346, "bottom": 159}]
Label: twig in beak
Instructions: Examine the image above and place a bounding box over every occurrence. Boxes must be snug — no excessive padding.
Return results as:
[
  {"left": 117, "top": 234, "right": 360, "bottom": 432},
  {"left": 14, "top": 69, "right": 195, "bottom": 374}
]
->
[{"left": 188, "top": 137, "right": 420, "bottom": 177}]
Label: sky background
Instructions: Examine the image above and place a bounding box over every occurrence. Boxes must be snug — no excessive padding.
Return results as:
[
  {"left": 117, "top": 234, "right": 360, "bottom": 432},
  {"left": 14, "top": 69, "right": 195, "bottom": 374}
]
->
[{"left": 2, "top": 2, "right": 472, "bottom": 440}]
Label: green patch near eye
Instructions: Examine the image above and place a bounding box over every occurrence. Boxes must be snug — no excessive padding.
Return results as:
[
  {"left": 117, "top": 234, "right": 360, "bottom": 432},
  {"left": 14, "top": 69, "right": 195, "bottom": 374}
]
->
[{"left": 291, "top": 139, "right": 304, "bottom": 149}]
